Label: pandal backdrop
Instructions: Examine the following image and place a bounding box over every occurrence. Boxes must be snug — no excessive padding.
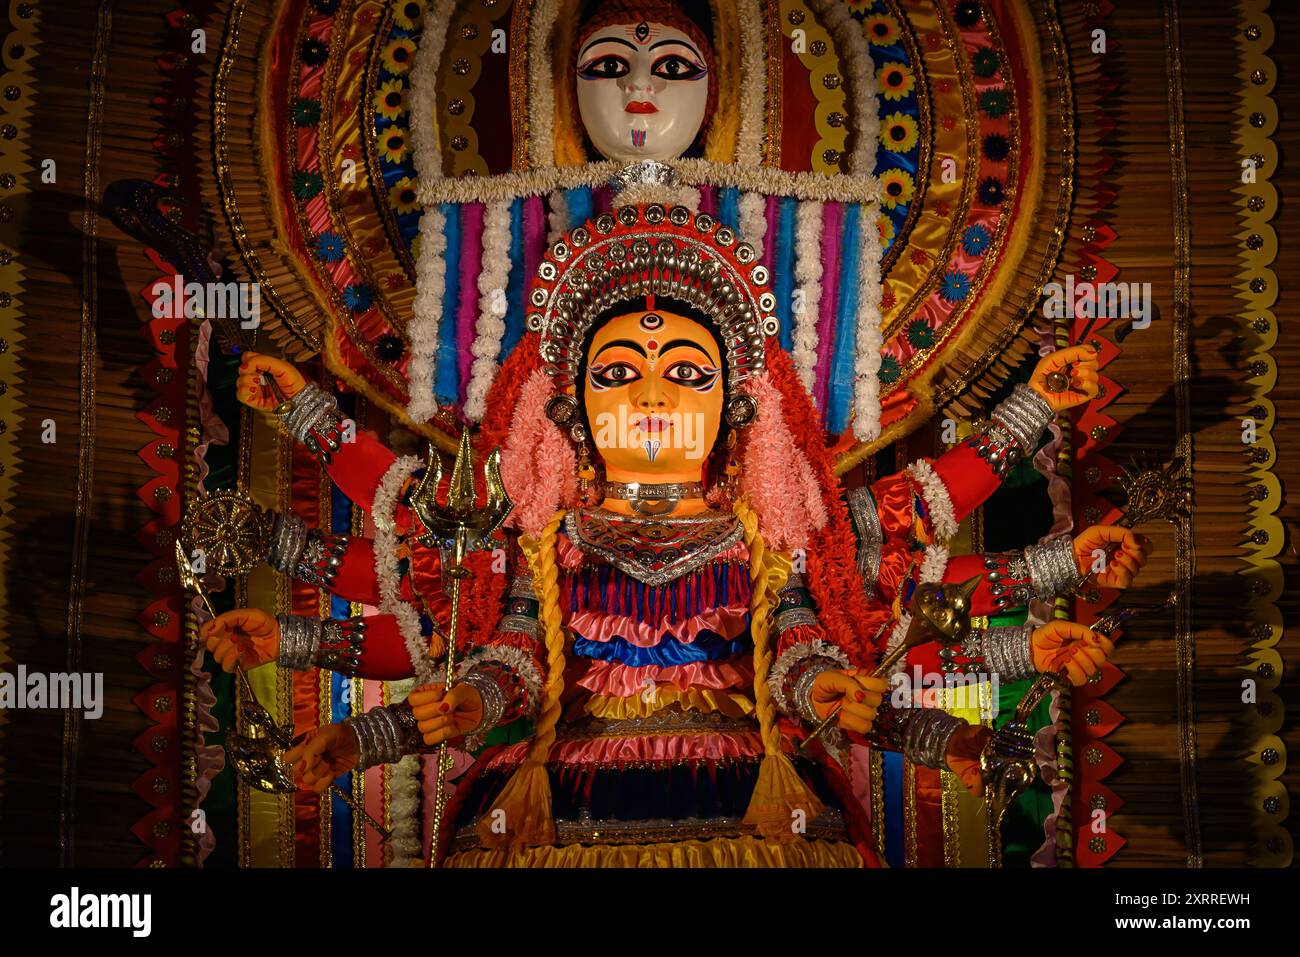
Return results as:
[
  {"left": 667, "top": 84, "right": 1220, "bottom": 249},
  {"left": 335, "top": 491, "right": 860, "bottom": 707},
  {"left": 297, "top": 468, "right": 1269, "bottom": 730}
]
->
[{"left": 0, "top": 0, "right": 1293, "bottom": 868}]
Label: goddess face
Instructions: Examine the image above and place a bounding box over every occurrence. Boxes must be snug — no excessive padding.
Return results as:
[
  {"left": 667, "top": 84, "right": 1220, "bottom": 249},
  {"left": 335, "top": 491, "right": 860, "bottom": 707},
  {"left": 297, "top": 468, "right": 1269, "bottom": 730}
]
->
[
  {"left": 575, "top": 21, "right": 710, "bottom": 163},
  {"left": 582, "top": 309, "right": 723, "bottom": 484}
]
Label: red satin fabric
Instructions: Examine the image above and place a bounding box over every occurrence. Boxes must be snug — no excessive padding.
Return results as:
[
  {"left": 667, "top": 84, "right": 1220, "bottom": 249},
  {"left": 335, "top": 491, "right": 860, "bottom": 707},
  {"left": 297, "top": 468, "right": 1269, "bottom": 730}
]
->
[{"left": 575, "top": 656, "right": 755, "bottom": 696}]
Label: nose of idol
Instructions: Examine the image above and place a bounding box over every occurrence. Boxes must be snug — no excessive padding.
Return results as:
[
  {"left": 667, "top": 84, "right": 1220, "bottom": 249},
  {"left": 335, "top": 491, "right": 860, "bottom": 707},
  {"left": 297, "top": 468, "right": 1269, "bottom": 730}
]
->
[
  {"left": 575, "top": 21, "right": 710, "bottom": 163},
  {"left": 582, "top": 310, "right": 723, "bottom": 484}
]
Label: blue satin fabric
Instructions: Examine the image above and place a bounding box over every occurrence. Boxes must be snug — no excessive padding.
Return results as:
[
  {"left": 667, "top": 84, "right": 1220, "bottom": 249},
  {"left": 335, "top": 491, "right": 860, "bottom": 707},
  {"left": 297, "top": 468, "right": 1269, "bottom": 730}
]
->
[{"left": 572, "top": 629, "right": 751, "bottom": 668}]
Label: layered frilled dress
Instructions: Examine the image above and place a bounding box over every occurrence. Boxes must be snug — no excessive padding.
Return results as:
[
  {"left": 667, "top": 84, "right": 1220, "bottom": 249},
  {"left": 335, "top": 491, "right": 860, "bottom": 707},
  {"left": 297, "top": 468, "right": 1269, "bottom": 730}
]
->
[{"left": 266, "top": 383, "right": 1066, "bottom": 867}]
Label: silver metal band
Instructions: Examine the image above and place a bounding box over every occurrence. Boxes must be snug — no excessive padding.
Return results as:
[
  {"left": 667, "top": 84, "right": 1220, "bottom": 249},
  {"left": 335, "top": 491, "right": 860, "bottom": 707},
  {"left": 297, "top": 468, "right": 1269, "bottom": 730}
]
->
[
  {"left": 993, "top": 383, "right": 1055, "bottom": 453},
  {"left": 792, "top": 658, "right": 840, "bottom": 726},
  {"left": 276, "top": 614, "right": 322, "bottom": 671},
  {"left": 456, "top": 669, "right": 509, "bottom": 752},
  {"left": 268, "top": 511, "right": 310, "bottom": 574},
  {"left": 1025, "top": 533, "right": 1084, "bottom": 600},
  {"left": 846, "top": 486, "right": 883, "bottom": 600},
  {"left": 278, "top": 383, "right": 342, "bottom": 446},
  {"left": 602, "top": 480, "right": 705, "bottom": 501},
  {"left": 898, "top": 707, "right": 967, "bottom": 770},
  {"left": 346, "top": 704, "right": 419, "bottom": 770},
  {"left": 982, "top": 624, "right": 1037, "bottom": 681}
]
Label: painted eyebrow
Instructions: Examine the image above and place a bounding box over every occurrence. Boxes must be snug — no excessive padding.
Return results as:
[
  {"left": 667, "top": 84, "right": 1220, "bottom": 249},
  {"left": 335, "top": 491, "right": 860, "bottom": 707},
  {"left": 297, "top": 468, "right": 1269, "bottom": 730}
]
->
[
  {"left": 658, "top": 339, "right": 718, "bottom": 363},
  {"left": 578, "top": 36, "right": 637, "bottom": 58},
  {"left": 592, "top": 338, "right": 648, "bottom": 360},
  {"left": 648, "top": 39, "right": 704, "bottom": 58}
]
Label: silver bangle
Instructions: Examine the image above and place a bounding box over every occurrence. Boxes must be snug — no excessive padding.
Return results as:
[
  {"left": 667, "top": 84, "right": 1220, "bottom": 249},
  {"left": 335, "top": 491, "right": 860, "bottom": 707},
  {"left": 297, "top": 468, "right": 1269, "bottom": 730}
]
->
[
  {"left": 278, "top": 383, "right": 341, "bottom": 445},
  {"left": 791, "top": 658, "right": 840, "bottom": 725},
  {"left": 276, "top": 614, "right": 322, "bottom": 671},
  {"left": 898, "top": 707, "right": 967, "bottom": 770},
  {"left": 1025, "top": 533, "right": 1083, "bottom": 600},
  {"left": 992, "top": 383, "right": 1054, "bottom": 453},
  {"left": 457, "top": 669, "right": 508, "bottom": 751},
  {"left": 345, "top": 705, "right": 408, "bottom": 770},
  {"left": 982, "top": 624, "right": 1036, "bottom": 681},
  {"left": 268, "top": 512, "right": 310, "bottom": 573}
]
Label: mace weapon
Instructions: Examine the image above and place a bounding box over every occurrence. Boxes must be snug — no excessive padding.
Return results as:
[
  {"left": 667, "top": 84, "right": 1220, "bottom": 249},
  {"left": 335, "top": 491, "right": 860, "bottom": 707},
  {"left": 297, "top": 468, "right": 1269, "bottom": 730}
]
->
[
  {"left": 174, "top": 536, "right": 391, "bottom": 839},
  {"left": 406, "top": 429, "right": 512, "bottom": 867}
]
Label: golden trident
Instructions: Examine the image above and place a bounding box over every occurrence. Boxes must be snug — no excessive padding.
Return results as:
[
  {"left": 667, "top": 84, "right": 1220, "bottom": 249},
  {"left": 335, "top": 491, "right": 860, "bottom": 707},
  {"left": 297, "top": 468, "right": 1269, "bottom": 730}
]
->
[{"left": 407, "top": 429, "right": 512, "bottom": 867}]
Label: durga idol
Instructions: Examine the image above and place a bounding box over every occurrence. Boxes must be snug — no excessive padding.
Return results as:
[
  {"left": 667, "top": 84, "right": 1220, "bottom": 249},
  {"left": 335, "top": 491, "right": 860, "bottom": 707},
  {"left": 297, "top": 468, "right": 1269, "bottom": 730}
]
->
[{"left": 201, "top": 199, "right": 1148, "bottom": 867}]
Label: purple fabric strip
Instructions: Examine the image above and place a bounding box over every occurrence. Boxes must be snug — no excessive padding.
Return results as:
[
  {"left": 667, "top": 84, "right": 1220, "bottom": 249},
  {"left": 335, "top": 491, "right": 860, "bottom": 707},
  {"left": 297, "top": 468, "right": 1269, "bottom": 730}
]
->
[
  {"left": 698, "top": 184, "right": 717, "bottom": 217},
  {"left": 813, "top": 201, "right": 843, "bottom": 414},
  {"left": 522, "top": 195, "right": 545, "bottom": 317},
  {"left": 456, "top": 202, "right": 486, "bottom": 405}
]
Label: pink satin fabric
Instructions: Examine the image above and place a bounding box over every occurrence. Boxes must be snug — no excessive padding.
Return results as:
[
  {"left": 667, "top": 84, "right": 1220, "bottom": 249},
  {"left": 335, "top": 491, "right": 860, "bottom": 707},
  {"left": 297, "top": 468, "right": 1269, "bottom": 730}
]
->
[
  {"left": 565, "top": 603, "right": 749, "bottom": 647},
  {"left": 575, "top": 656, "right": 755, "bottom": 695},
  {"left": 484, "top": 730, "right": 764, "bottom": 770}
]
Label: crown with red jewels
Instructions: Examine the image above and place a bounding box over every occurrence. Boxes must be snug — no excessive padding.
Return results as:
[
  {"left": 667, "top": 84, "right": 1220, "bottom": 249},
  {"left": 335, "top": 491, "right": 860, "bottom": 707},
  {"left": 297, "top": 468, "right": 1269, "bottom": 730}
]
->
[{"left": 527, "top": 203, "right": 779, "bottom": 400}]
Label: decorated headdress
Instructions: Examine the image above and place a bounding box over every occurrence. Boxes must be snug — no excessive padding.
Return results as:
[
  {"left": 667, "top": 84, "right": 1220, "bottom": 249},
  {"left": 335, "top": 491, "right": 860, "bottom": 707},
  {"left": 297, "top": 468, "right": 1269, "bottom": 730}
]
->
[{"left": 528, "top": 202, "right": 776, "bottom": 429}]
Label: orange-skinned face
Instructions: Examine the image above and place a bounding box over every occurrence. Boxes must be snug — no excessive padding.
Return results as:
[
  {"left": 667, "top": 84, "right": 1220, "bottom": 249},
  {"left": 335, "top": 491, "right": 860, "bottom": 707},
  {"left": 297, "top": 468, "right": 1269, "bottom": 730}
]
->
[{"left": 581, "top": 309, "right": 723, "bottom": 485}]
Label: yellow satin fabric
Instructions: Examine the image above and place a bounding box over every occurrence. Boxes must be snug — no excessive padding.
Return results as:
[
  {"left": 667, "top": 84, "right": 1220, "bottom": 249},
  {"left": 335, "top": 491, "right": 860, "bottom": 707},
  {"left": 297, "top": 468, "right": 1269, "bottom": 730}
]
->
[
  {"left": 446, "top": 836, "right": 863, "bottom": 869},
  {"left": 577, "top": 686, "right": 756, "bottom": 720}
]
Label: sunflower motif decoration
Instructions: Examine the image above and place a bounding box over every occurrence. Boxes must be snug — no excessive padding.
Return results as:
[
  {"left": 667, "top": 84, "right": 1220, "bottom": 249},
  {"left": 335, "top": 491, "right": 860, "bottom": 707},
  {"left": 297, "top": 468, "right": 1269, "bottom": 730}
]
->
[{"left": 182, "top": 490, "right": 271, "bottom": 576}]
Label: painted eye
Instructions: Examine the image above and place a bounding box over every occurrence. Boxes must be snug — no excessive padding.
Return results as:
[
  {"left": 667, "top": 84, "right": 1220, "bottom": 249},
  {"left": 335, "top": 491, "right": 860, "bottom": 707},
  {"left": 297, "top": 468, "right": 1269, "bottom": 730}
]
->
[
  {"left": 578, "top": 55, "right": 630, "bottom": 80},
  {"left": 589, "top": 362, "right": 641, "bottom": 389},
  {"left": 663, "top": 362, "right": 719, "bottom": 389},
  {"left": 652, "top": 55, "right": 705, "bottom": 81}
]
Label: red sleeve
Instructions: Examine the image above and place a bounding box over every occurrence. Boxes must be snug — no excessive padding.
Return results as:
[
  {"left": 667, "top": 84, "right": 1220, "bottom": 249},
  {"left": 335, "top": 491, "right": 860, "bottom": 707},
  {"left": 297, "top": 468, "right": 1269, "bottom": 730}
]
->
[
  {"left": 319, "top": 428, "right": 403, "bottom": 516},
  {"left": 929, "top": 442, "right": 1003, "bottom": 529},
  {"left": 346, "top": 614, "right": 416, "bottom": 681}
]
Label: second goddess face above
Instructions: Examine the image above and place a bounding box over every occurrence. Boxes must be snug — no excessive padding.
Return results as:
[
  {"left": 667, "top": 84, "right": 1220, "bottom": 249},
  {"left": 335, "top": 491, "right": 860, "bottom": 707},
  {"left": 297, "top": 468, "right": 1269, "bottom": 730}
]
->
[{"left": 575, "top": 20, "right": 710, "bottom": 164}]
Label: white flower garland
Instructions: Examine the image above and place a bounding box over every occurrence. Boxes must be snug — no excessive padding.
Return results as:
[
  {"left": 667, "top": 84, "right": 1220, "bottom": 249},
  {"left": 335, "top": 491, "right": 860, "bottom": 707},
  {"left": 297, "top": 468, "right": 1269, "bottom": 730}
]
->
[
  {"left": 407, "top": 206, "right": 448, "bottom": 422},
  {"left": 735, "top": 0, "right": 767, "bottom": 167},
  {"left": 526, "top": 0, "right": 561, "bottom": 170},
  {"left": 409, "top": 1, "right": 451, "bottom": 184},
  {"left": 615, "top": 181, "right": 701, "bottom": 211},
  {"left": 738, "top": 191, "right": 768, "bottom": 259},
  {"left": 406, "top": 5, "right": 453, "bottom": 422},
  {"left": 768, "top": 638, "right": 851, "bottom": 714},
  {"left": 384, "top": 674, "right": 421, "bottom": 866},
  {"left": 792, "top": 200, "right": 825, "bottom": 397},
  {"left": 464, "top": 201, "right": 512, "bottom": 422},
  {"left": 810, "top": 0, "right": 880, "bottom": 176},
  {"left": 371, "top": 454, "right": 438, "bottom": 684},
  {"left": 546, "top": 188, "right": 568, "bottom": 244},
  {"left": 920, "top": 543, "right": 950, "bottom": 585},
  {"left": 415, "top": 156, "right": 880, "bottom": 206},
  {"left": 852, "top": 202, "right": 884, "bottom": 440},
  {"left": 904, "top": 458, "right": 959, "bottom": 543}
]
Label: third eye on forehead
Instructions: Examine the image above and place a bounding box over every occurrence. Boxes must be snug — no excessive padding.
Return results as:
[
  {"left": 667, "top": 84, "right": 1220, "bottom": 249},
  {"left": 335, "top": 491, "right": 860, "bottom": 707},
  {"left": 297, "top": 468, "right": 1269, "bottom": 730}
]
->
[
  {"left": 579, "top": 30, "right": 704, "bottom": 63},
  {"left": 592, "top": 337, "right": 718, "bottom": 364}
]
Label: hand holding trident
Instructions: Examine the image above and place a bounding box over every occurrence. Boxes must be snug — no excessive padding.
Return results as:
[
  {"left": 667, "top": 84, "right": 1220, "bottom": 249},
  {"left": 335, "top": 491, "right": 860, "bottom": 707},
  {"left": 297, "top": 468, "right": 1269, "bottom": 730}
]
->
[{"left": 406, "top": 429, "right": 512, "bottom": 867}]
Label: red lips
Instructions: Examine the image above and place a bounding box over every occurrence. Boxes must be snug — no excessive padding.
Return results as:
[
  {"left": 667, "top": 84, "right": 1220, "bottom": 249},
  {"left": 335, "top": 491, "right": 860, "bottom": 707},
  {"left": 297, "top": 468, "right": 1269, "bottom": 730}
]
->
[{"left": 625, "top": 101, "right": 659, "bottom": 114}]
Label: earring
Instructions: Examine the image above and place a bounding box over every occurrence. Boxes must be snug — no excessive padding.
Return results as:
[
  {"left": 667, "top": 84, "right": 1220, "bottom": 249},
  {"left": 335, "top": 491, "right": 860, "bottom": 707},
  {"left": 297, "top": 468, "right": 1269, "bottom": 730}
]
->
[
  {"left": 724, "top": 393, "right": 759, "bottom": 429},
  {"left": 574, "top": 424, "right": 598, "bottom": 506},
  {"left": 716, "top": 429, "right": 741, "bottom": 505}
]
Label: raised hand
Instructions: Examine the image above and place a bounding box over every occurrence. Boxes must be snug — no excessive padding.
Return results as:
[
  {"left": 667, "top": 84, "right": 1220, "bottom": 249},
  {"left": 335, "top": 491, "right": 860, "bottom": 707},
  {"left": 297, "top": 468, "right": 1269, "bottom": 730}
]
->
[
  {"left": 1072, "top": 525, "right": 1153, "bottom": 590},
  {"left": 200, "top": 608, "right": 280, "bottom": 672},
  {"left": 284, "top": 723, "right": 359, "bottom": 794},
  {"left": 1030, "top": 620, "right": 1114, "bottom": 685},
  {"left": 236, "top": 351, "right": 307, "bottom": 411},
  {"left": 1029, "top": 343, "right": 1100, "bottom": 412},
  {"left": 809, "top": 669, "right": 889, "bottom": 734},
  {"left": 409, "top": 683, "right": 485, "bottom": 746},
  {"left": 944, "top": 723, "right": 994, "bottom": 796}
]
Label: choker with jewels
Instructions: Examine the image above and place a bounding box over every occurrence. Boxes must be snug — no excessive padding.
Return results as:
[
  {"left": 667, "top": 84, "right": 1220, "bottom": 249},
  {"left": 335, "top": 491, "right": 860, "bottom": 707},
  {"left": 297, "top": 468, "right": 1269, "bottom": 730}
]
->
[{"left": 602, "top": 480, "right": 705, "bottom": 516}]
